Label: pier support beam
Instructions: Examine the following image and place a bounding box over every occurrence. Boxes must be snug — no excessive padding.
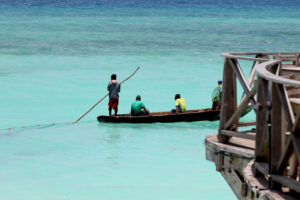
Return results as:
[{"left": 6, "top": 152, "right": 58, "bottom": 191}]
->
[{"left": 219, "top": 58, "right": 237, "bottom": 143}]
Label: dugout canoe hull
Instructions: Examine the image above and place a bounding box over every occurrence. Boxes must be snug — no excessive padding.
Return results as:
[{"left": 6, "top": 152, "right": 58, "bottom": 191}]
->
[{"left": 97, "top": 108, "right": 220, "bottom": 123}]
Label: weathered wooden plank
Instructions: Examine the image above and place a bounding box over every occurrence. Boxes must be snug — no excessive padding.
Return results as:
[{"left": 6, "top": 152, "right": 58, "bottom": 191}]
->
[
  {"left": 255, "top": 77, "right": 269, "bottom": 164},
  {"left": 220, "top": 130, "right": 256, "bottom": 140},
  {"left": 221, "top": 169, "right": 246, "bottom": 199},
  {"left": 275, "top": 81, "right": 295, "bottom": 174},
  {"left": 243, "top": 53, "right": 268, "bottom": 99},
  {"left": 276, "top": 84, "right": 295, "bottom": 131},
  {"left": 240, "top": 59, "right": 258, "bottom": 102},
  {"left": 272, "top": 175, "right": 300, "bottom": 194},
  {"left": 292, "top": 107, "right": 300, "bottom": 133},
  {"left": 296, "top": 54, "right": 299, "bottom": 66},
  {"left": 256, "top": 60, "right": 300, "bottom": 87},
  {"left": 281, "top": 67, "right": 300, "bottom": 72},
  {"left": 290, "top": 98, "right": 300, "bottom": 113},
  {"left": 241, "top": 182, "right": 247, "bottom": 197},
  {"left": 291, "top": 134, "right": 300, "bottom": 167},
  {"left": 262, "top": 78, "right": 271, "bottom": 109},
  {"left": 271, "top": 82, "right": 283, "bottom": 189},
  {"left": 288, "top": 151, "right": 298, "bottom": 179},
  {"left": 276, "top": 62, "right": 281, "bottom": 76},
  {"left": 248, "top": 61, "right": 258, "bottom": 87},
  {"left": 277, "top": 137, "right": 293, "bottom": 173},
  {"left": 274, "top": 55, "right": 299, "bottom": 62},
  {"left": 224, "top": 84, "right": 257, "bottom": 130},
  {"left": 237, "top": 121, "right": 256, "bottom": 127},
  {"left": 273, "top": 54, "right": 300, "bottom": 67},
  {"left": 216, "top": 152, "right": 224, "bottom": 172},
  {"left": 287, "top": 88, "right": 300, "bottom": 96},
  {"left": 229, "top": 59, "right": 257, "bottom": 107},
  {"left": 218, "top": 58, "right": 237, "bottom": 143},
  {"left": 221, "top": 53, "right": 270, "bottom": 61},
  {"left": 230, "top": 59, "right": 251, "bottom": 92}
]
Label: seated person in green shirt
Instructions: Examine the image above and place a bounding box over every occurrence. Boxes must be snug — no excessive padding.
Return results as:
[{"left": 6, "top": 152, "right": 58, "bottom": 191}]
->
[
  {"left": 131, "top": 95, "right": 149, "bottom": 116},
  {"left": 171, "top": 94, "right": 186, "bottom": 114}
]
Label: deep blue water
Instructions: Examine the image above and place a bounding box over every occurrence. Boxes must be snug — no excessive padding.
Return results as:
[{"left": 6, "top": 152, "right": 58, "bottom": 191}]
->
[{"left": 1, "top": 0, "right": 300, "bottom": 7}]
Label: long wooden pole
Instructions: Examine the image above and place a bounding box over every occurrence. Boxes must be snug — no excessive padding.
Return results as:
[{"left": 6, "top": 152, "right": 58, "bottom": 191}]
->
[{"left": 74, "top": 67, "right": 140, "bottom": 123}]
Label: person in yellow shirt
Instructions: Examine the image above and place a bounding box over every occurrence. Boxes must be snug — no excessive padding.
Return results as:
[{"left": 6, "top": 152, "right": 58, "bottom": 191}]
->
[{"left": 171, "top": 94, "right": 186, "bottom": 114}]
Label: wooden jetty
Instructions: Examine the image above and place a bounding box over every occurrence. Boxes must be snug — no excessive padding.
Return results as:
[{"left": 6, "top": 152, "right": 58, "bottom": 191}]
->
[{"left": 205, "top": 52, "right": 300, "bottom": 200}]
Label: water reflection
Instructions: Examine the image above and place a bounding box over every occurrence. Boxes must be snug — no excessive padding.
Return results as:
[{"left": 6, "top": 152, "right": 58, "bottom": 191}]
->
[{"left": 99, "top": 120, "right": 219, "bottom": 130}]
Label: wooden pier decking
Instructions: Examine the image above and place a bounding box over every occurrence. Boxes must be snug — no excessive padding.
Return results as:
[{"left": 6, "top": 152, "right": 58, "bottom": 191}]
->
[{"left": 205, "top": 52, "right": 300, "bottom": 200}]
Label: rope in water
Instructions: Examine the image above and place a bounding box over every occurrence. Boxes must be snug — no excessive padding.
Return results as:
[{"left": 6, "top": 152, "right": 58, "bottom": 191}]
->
[
  {"left": 1, "top": 121, "right": 73, "bottom": 131},
  {"left": 1, "top": 119, "right": 96, "bottom": 131},
  {"left": 1, "top": 67, "right": 140, "bottom": 131}
]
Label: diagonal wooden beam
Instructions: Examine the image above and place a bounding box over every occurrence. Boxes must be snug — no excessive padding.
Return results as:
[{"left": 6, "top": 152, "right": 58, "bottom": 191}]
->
[
  {"left": 240, "top": 63, "right": 257, "bottom": 103},
  {"left": 274, "top": 82, "right": 296, "bottom": 173},
  {"left": 277, "top": 137, "right": 293, "bottom": 173},
  {"left": 291, "top": 134, "right": 300, "bottom": 166},
  {"left": 224, "top": 83, "right": 257, "bottom": 130},
  {"left": 272, "top": 175, "right": 300, "bottom": 193},
  {"left": 229, "top": 59, "right": 257, "bottom": 107},
  {"left": 290, "top": 106, "right": 300, "bottom": 163},
  {"left": 248, "top": 62, "right": 258, "bottom": 87},
  {"left": 276, "top": 84, "right": 295, "bottom": 131},
  {"left": 292, "top": 107, "right": 300, "bottom": 133},
  {"left": 241, "top": 54, "right": 268, "bottom": 102},
  {"left": 248, "top": 54, "right": 269, "bottom": 87}
]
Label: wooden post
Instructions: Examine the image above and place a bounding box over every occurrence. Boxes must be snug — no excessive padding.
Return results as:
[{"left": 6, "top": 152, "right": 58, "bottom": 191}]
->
[
  {"left": 218, "top": 58, "right": 237, "bottom": 143},
  {"left": 271, "top": 82, "right": 283, "bottom": 189},
  {"left": 255, "top": 76, "right": 269, "bottom": 174},
  {"left": 216, "top": 152, "right": 224, "bottom": 172}
]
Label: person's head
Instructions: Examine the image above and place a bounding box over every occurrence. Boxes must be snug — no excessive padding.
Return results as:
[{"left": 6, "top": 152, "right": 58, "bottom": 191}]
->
[
  {"left": 111, "top": 74, "right": 117, "bottom": 80},
  {"left": 136, "top": 95, "right": 141, "bottom": 101},
  {"left": 175, "top": 94, "right": 180, "bottom": 100},
  {"left": 218, "top": 79, "right": 223, "bottom": 85}
]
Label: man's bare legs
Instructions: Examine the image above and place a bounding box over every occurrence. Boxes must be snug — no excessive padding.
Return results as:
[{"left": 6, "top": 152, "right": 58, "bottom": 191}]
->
[{"left": 109, "top": 108, "right": 118, "bottom": 116}]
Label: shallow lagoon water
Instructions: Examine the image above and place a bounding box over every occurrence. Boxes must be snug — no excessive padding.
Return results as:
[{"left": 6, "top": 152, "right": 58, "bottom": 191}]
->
[
  {"left": 1, "top": 1, "right": 300, "bottom": 199},
  {"left": 0, "top": 121, "right": 228, "bottom": 200}
]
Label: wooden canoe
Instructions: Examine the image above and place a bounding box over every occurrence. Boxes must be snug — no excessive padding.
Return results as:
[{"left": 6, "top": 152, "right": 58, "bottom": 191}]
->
[{"left": 97, "top": 108, "right": 220, "bottom": 123}]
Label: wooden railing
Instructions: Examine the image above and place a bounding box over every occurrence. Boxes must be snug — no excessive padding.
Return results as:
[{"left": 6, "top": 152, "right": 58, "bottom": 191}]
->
[{"left": 219, "top": 52, "right": 300, "bottom": 194}]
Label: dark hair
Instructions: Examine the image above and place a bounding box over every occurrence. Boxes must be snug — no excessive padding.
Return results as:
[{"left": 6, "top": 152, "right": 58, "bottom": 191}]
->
[
  {"left": 111, "top": 74, "right": 117, "bottom": 80},
  {"left": 136, "top": 95, "right": 141, "bottom": 101},
  {"left": 175, "top": 94, "right": 180, "bottom": 100}
]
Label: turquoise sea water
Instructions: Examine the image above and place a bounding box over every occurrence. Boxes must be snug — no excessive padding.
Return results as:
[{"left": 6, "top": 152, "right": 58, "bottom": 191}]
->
[{"left": 1, "top": 2, "right": 300, "bottom": 199}]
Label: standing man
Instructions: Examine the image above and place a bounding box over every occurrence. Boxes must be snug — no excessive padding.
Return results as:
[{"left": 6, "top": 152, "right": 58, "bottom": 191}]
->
[
  {"left": 212, "top": 80, "right": 222, "bottom": 110},
  {"left": 108, "top": 74, "right": 120, "bottom": 116},
  {"left": 172, "top": 94, "right": 186, "bottom": 114}
]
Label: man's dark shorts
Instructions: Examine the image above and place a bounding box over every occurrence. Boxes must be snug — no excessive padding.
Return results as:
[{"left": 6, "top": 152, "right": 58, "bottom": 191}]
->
[{"left": 109, "top": 98, "right": 119, "bottom": 110}]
